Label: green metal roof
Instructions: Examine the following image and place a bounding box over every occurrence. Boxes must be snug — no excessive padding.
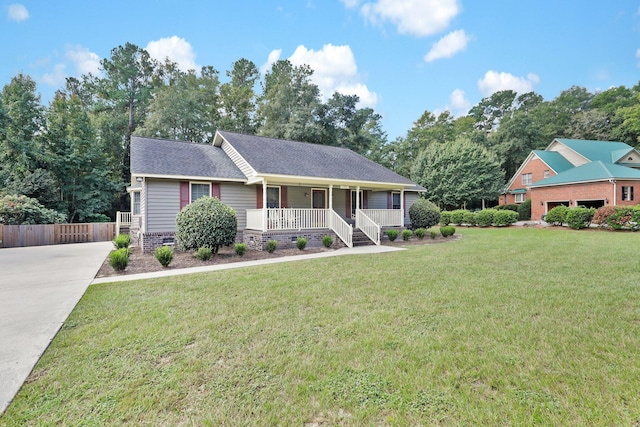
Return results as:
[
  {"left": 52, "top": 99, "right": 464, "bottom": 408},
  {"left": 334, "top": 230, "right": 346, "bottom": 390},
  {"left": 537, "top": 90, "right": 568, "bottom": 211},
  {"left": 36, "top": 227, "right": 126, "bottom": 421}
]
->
[
  {"left": 510, "top": 188, "right": 528, "bottom": 194},
  {"left": 533, "top": 150, "right": 574, "bottom": 173},
  {"left": 531, "top": 161, "right": 640, "bottom": 187},
  {"left": 556, "top": 139, "right": 634, "bottom": 163}
]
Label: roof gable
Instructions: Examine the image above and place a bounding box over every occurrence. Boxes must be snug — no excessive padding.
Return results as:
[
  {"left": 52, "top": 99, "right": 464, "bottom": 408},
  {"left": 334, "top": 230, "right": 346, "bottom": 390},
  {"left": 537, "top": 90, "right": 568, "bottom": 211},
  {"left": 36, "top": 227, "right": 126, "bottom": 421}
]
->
[
  {"left": 532, "top": 150, "right": 574, "bottom": 174},
  {"left": 531, "top": 161, "right": 640, "bottom": 187},
  {"left": 553, "top": 138, "right": 634, "bottom": 163}
]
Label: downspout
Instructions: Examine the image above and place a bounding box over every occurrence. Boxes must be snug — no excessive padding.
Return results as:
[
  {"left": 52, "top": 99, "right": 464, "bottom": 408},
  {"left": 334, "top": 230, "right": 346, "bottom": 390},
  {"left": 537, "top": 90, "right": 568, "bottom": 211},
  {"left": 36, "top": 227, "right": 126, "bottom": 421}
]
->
[{"left": 610, "top": 179, "right": 617, "bottom": 205}]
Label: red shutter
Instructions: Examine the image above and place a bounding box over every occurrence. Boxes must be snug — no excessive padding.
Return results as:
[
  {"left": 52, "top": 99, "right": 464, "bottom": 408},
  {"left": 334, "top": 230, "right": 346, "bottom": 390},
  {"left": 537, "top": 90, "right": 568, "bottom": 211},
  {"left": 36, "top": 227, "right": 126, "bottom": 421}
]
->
[
  {"left": 180, "top": 181, "right": 189, "bottom": 209},
  {"left": 256, "top": 185, "right": 263, "bottom": 209},
  {"left": 387, "top": 192, "right": 392, "bottom": 209},
  {"left": 281, "top": 186, "right": 288, "bottom": 208},
  {"left": 345, "top": 191, "right": 351, "bottom": 218},
  {"left": 363, "top": 191, "right": 368, "bottom": 209},
  {"left": 212, "top": 183, "right": 221, "bottom": 199}
]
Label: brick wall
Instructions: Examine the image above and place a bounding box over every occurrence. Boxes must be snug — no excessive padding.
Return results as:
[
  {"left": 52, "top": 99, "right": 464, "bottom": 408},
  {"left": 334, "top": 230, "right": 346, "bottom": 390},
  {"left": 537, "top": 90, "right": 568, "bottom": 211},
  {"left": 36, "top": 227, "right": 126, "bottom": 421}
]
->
[
  {"left": 243, "top": 229, "right": 344, "bottom": 251},
  {"left": 501, "top": 157, "right": 556, "bottom": 205}
]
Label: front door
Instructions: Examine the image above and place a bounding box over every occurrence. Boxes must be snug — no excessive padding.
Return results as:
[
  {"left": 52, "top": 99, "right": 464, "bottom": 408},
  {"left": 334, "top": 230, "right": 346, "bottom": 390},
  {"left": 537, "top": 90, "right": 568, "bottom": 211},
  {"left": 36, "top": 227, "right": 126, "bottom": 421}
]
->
[{"left": 312, "top": 189, "right": 326, "bottom": 209}]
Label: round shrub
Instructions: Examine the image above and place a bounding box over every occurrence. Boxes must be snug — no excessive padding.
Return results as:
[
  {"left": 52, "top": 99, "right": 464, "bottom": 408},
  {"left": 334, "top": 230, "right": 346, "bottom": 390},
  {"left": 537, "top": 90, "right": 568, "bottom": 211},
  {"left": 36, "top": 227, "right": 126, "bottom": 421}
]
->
[
  {"left": 402, "top": 229, "right": 413, "bottom": 241},
  {"left": 476, "top": 209, "right": 496, "bottom": 227},
  {"left": 176, "top": 196, "right": 237, "bottom": 253},
  {"left": 430, "top": 230, "right": 437, "bottom": 239},
  {"left": 517, "top": 199, "right": 531, "bottom": 220},
  {"left": 0, "top": 194, "right": 66, "bottom": 225},
  {"left": 266, "top": 240, "right": 277, "bottom": 253},
  {"left": 234, "top": 243, "right": 247, "bottom": 256},
  {"left": 496, "top": 204, "right": 519, "bottom": 212},
  {"left": 592, "top": 206, "right": 617, "bottom": 226},
  {"left": 154, "top": 245, "right": 174, "bottom": 267},
  {"left": 493, "top": 210, "right": 518, "bottom": 226},
  {"left": 113, "top": 233, "right": 131, "bottom": 249},
  {"left": 566, "top": 207, "right": 596, "bottom": 230},
  {"left": 450, "top": 209, "right": 467, "bottom": 226},
  {"left": 194, "top": 246, "right": 212, "bottom": 261},
  {"left": 440, "top": 225, "right": 456, "bottom": 237},
  {"left": 545, "top": 205, "right": 568, "bottom": 226},
  {"left": 322, "top": 235, "right": 333, "bottom": 248},
  {"left": 109, "top": 248, "right": 129, "bottom": 271},
  {"left": 386, "top": 229, "right": 398, "bottom": 241},
  {"left": 414, "top": 228, "right": 427, "bottom": 239},
  {"left": 296, "top": 237, "right": 307, "bottom": 250},
  {"left": 440, "top": 211, "right": 451, "bottom": 225},
  {"left": 605, "top": 206, "right": 633, "bottom": 230},
  {"left": 462, "top": 211, "right": 477, "bottom": 226},
  {"left": 409, "top": 198, "right": 441, "bottom": 229}
]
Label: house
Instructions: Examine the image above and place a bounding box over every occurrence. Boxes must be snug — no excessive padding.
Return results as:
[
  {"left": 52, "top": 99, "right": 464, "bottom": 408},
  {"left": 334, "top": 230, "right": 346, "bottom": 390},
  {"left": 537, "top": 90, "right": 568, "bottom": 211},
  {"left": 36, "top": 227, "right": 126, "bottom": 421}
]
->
[
  {"left": 500, "top": 138, "right": 640, "bottom": 220},
  {"left": 128, "top": 130, "right": 425, "bottom": 252}
]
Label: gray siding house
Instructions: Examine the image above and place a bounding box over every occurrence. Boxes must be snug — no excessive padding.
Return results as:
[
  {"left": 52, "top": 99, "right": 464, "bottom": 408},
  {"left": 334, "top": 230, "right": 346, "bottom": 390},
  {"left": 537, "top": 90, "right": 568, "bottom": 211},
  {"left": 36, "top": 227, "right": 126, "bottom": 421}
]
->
[{"left": 128, "top": 130, "right": 424, "bottom": 252}]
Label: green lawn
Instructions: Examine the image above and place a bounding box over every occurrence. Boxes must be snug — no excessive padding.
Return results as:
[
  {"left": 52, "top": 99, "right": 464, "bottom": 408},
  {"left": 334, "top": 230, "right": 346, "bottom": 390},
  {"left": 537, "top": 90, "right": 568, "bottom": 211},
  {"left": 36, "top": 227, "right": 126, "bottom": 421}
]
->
[{"left": 3, "top": 227, "right": 640, "bottom": 425}]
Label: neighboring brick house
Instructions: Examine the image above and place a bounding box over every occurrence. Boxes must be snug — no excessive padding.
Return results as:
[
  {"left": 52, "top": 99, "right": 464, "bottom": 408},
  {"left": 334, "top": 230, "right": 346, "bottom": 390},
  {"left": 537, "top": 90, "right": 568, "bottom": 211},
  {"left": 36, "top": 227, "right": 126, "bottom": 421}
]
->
[{"left": 500, "top": 138, "right": 640, "bottom": 220}]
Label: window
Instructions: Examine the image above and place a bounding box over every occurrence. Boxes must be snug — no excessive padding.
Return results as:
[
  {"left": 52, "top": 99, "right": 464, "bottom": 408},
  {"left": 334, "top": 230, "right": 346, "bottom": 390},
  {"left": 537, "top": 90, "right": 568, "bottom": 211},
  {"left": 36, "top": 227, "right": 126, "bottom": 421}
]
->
[
  {"left": 515, "top": 193, "right": 526, "bottom": 203},
  {"left": 392, "top": 192, "right": 401, "bottom": 210},
  {"left": 190, "top": 183, "right": 210, "bottom": 203},
  {"left": 267, "top": 186, "right": 281, "bottom": 208},
  {"left": 132, "top": 191, "right": 140, "bottom": 215},
  {"left": 622, "top": 186, "right": 634, "bottom": 201},
  {"left": 544, "top": 170, "right": 550, "bottom": 179},
  {"left": 521, "top": 173, "right": 533, "bottom": 185}
]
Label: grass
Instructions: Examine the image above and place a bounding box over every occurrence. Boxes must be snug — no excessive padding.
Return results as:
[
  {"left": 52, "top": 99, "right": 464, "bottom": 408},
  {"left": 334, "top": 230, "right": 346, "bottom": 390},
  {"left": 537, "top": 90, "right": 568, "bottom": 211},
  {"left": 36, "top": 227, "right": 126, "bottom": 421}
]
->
[{"left": 3, "top": 227, "right": 640, "bottom": 425}]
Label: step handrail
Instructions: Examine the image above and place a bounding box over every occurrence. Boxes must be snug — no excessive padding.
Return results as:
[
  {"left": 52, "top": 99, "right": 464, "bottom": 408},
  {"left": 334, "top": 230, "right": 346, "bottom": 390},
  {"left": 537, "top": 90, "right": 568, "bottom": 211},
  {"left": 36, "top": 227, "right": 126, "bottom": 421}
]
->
[
  {"left": 328, "top": 210, "right": 353, "bottom": 248},
  {"left": 355, "top": 209, "right": 380, "bottom": 245}
]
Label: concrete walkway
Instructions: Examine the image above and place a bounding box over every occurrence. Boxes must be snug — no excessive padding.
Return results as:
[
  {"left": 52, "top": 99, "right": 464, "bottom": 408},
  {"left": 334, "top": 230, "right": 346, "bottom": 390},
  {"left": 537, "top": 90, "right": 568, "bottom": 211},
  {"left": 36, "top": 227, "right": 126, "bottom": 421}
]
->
[{"left": 0, "top": 241, "right": 114, "bottom": 414}]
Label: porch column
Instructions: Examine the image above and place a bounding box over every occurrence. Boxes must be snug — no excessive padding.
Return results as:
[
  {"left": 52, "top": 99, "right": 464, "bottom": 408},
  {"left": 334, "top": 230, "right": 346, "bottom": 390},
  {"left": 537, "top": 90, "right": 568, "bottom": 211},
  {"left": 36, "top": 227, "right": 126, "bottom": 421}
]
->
[
  {"left": 356, "top": 186, "right": 360, "bottom": 215},
  {"left": 262, "top": 180, "right": 268, "bottom": 232},
  {"left": 400, "top": 189, "right": 405, "bottom": 227},
  {"left": 329, "top": 184, "right": 333, "bottom": 211}
]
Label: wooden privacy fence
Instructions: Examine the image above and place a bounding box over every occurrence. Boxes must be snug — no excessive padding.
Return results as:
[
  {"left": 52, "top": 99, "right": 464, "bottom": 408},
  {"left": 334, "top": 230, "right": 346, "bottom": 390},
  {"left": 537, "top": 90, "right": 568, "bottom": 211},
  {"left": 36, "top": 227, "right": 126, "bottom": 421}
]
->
[{"left": 0, "top": 223, "right": 117, "bottom": 248}]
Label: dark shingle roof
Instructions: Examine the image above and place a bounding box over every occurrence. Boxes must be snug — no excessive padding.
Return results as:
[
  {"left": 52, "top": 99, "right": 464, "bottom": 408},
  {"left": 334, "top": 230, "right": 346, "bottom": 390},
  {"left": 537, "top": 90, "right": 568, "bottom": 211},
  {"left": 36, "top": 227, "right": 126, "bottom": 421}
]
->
[
  {"left": 218, "top": 131, "right": 418, "bottom": 187},
  {"left": 131, "top": 136, "right": 245, "bottom": 180}
]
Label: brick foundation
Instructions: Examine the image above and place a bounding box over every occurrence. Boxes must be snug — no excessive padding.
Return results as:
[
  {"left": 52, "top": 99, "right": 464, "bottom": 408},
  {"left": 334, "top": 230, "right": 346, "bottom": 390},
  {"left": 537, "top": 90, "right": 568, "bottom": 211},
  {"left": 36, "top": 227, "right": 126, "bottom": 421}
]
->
[{"left": 243, "top": 229, "right": 345, "bottom": 251}]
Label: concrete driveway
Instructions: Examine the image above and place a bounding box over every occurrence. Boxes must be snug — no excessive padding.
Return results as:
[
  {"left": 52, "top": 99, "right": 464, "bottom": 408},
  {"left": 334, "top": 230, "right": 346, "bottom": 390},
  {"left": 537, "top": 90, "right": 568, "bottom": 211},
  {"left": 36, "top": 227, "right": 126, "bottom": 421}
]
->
[{"left": 0, "top": 241, "right": 113, "bottom": 414}]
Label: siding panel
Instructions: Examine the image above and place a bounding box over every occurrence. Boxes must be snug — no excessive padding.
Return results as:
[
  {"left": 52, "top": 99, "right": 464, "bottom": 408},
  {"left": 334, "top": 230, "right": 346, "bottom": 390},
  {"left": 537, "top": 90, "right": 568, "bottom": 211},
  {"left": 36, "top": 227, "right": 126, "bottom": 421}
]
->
[
  {"left": 147, "top": 179, "right": 180, "bottom": 232},
  {"left": 220, "top": 183, "right": 256, "bottom": 230}
]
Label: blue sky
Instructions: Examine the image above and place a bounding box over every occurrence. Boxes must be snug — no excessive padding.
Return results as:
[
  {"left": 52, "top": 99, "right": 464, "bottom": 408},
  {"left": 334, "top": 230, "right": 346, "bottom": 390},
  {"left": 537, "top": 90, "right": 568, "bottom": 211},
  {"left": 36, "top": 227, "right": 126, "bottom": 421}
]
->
[{"left": 2, "top": 1, "right": 639, "bottom": 140}]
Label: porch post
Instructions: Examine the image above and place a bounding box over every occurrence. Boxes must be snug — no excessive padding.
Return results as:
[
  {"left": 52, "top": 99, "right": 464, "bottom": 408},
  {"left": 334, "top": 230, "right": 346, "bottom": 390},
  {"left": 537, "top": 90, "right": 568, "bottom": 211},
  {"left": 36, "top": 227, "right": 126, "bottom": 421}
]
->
[
  {"left": 329, "top": 184, "right": 333, "bottom": 210},
  {"left": 400, "top": 189, "right": 405, "bottom": 227},
  {"left": 356, "top": 186, "right": 360, "bottom": 215},
  {"left": 262, "top": 180, "right": 268, "bottom": 232}
]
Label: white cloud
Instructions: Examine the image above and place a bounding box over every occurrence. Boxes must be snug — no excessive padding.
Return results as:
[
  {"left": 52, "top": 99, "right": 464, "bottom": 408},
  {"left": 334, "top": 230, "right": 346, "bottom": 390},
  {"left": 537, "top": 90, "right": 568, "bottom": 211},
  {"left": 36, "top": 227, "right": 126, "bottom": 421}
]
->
[
  {"left": 477, "top": 70, "right": 540, "bottom": 96},
  {"left": 424, "top": 29, "right": 470, "bottom": 62},
  {"left": 359, "top": 0, "right": 460, "bottom": 37},
  {"left": 65, "top": 46, "right": 101, "bottom": 76},
  {"left": 340, "top": 0, "right": 361, "bottom": 8},
  {"left": 8, "top": 3, "right": 29, "bottom": 22},
  {"left": 448, "top": 88, "right": 471, "bottom": 115},
  {"left": 261, "top": 49, "right": 282, "bottom": 74},
  {"left": 41, "top": 64, "right": 67, "bottom": 87},
  {"left": 145, "top": 36, "right": 198, "bottom": 72},
  {"left": 39, "top": 45, "right": 102, "bottom": 88}
]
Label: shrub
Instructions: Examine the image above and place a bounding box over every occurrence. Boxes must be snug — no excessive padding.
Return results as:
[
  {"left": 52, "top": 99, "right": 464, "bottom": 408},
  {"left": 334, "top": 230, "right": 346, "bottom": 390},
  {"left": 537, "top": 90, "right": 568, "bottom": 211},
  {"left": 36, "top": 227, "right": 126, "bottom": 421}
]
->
[
  {"left": 266, "top": 240, "right": 277, "bottom": 253},
  {"left": 194, "top": 246, "right": 213, "bottom": 261},
  {"left": 0, "top": 194, "right": 66, "bottom": 225},
  {"left": 476, "top": 209, "right": 495, "bottom": 227},
  {"left": 462, "top": 211, "right": 477, "bottom": 226},
  {"left": 493, "top": 210, "right": 518, "bottom": 226},
  {"left": 545, "top": 205, "right": 568, "bottom": 226},
  {"left": 109, "top": 248, "right": 129, "bottom": 271},
  {"left": 154, "top": 245, "right": 174, "bottom": 267},
  {"left": 606, "top": 206, "right": 633, "bottom": 230},
  {"left": 409, "top": 198, "right": 441, "bottom": 229},
  {"left": 592, "top": 206, "right": 617, "bottom": 226},
  {"left": 631, "top": 206, "right": 640, "bottom": 231},
  {"left": 440, "top": 225, "right": 455, "bottom": 237},
  {"left": 113, "top": 233, "right": 131, "bottom": 249},
  {"left": 496, "top": 204, "right": 519, "bottom": 212},
  {"left": 322, "top": 235, "right": 333, "bottom": 248},
  {"left": 440, "top": 211, "right": 451, "bottom": 225},
  {"left": 296, "top": 237, "right": 307, "bottom": 250},
  {"left": 234, "top": 243, "right": 247, "bottom": 256},
  {"left": 175, "top": 196, "right": 237, "bottom": 253},
  {"left": 566, "top": 207, "right": 596, "bottom": 230},
  {"left": 402, "top": 229, "right": 413, "bottom": 241},
  {"left": 517, "top": 199, "right": 532, "bottom": 220},
  {"left": 450, "top": 209, "right": 467, "bottom": 226},
  {"left": 386, "top": 229, "right": 398, "bottom": 241},
  {"left": 414, "top": 228, "right": 427, "bottom": 239},
  {"left": 430, "top": 230, "right": 437, "bottom": 239}
]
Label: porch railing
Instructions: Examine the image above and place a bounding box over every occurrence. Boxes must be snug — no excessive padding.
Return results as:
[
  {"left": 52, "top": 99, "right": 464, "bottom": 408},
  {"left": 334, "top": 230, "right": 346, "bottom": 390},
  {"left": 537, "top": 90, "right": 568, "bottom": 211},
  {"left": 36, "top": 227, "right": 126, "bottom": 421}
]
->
[
  {"left": 246, "top": 209, "right": 264, "bottom": 231},
  {"left": 356, "top": 209, "right": 380, "bottom": 245},
  {"left": 246, "top": 208, "right": 330, "bottom": 231},
  {"left": 360, "top": 209, "right": 403, "bottom": 227},
  {"left": 328, "top": 210, "right": 353, "bottom": 248},
  {"left": 116, "top": 211, "right": 132, "bottom": 232}
]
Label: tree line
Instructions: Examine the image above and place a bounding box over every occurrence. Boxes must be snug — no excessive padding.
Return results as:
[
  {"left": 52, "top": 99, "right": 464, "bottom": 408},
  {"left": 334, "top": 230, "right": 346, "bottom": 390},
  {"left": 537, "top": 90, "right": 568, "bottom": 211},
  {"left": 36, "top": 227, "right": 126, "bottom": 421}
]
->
[{"left": 1, "top": 41, "right": 639, "bottom": 222}]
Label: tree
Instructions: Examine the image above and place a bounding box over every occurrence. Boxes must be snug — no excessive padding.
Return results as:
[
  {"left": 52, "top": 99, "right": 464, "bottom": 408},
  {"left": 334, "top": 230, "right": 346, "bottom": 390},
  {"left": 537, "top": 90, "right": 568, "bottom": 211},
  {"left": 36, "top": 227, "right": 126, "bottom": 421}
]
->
[
  {"left": 410, "top": 137, "right": 504, "bottom": 210},
  {"left": 219, "top": 58, "right": 259, "bottom": 133},
  {"left": 468, "top": 90, "right": 517, "bottom": 132}
]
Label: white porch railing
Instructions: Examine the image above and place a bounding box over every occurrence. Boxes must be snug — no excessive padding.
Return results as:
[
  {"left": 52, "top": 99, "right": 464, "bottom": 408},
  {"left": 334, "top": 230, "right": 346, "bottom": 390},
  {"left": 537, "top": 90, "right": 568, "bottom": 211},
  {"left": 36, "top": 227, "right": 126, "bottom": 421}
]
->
[
  {"left": 247, "top": 209, "right": 329, "bottom": 230},
  {"left": 329, "top": 210, "right": 353, "bottom": 248},
  {"left": 356, "top": 209, "right": 380, "bottom": 245},
  {"left": 246, "top": 209, "right": 264, "bottom": 231},
  {"left": 360, "top": 209, "right": 403, "bottom": 227},
  {"left": 116, "top": 211, "right": 132, "bottom": 231}
]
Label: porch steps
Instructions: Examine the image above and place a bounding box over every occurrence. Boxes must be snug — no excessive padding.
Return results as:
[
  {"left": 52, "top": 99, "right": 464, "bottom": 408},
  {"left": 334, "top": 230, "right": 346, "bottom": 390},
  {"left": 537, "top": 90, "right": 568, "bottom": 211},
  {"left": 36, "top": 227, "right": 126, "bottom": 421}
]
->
[{"left": 352, "top": 228, "right": 376, "bottom": 247}]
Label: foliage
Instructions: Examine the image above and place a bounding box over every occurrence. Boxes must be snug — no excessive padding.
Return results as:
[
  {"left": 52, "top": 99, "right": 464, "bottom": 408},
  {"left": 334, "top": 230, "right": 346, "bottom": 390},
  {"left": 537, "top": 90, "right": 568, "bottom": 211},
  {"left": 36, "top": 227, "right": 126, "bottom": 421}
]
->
[
  {"left": 265, "top": 240, "right": 277, "bottom": 253},
  {"left": 386, "top": 229, "right": 398, "bottom": 241},
  {"left": 439, "top": 211, "right": 451, "bottom": 225},
  {"left": 414, "top": 228, "right": 427, "bottom": 239},
  {"left": 493, "top": 209, "right": 519, "bottom": 226},
  {"left": 154, "top": 245, "right": 174, "bottom": 267},
  {"left": 322, "top": 235, "right": 333, "bottom": 248},
  {"left": 450, "top": 209, "right": 467, "bottom": 225},
  {"left": 109, "top": 248, "right": 129, "bottom": 271},
  {"left": 496, "top": 204, "right": 519, "bottom": 212},
  {"left": 606, "top": 207, "right": 633, "bottom": 230},
  {"left": 566, "top": 207, "right": 596, "bottom": 230},
  {"left": 592, "top": 206, "right": 618, "bottom": 225},
  {"left": 545, "top": 205, "right": 569, "bottom": 226},
  {"left": 234, "top": 243, "right": 247, "bottom": 257},
  {"left": 113, "top": 233, "right": 131, "bottom": 249},
  {"left": 440, "top": 225, "right": 456, "bottom": 237},
  {"left": 0, "top": 194, "right": 66, "bottom": 225},
  {"left": 194, "top": 246, "right": 213, "bottom": 261},
  {"left": 517, "top": 199, "right": 532, "bottom": 220},
  {"left": 175, "top": 196, "right": 237, "bottom": 253},
  {"left": 402, "top": 229, "right": 413, "bottom": 241},
  {"left": 463, "top": 211, "right": 477, "bottom": 226},
  {"left": 476, "top": 209, "right": 496, "bottom": 227},
  {"left": 408, "top": 198, "right": 441, "bottom": 229},
  {"left": 430, "top": 230, "right": 437, "bottom": 239},
  {"left": 296, "top": 237, "right": 307, "bottom": 250}
]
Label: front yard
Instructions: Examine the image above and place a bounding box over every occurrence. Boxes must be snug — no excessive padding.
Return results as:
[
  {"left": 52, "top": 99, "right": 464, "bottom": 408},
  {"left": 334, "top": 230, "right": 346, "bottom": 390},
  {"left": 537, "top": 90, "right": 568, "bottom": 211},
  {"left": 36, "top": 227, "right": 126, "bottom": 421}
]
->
[{"left": 2, "top": 227, "right": 640, "bottom": 425}]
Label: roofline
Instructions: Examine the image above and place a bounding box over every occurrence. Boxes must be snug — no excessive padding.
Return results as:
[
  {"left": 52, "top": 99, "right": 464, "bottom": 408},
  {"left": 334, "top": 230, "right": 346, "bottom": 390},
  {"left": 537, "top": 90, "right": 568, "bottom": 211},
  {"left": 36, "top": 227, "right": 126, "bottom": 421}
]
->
[
  {"left": 614, "top": 147, "right": 640, "bottom": 163},
  {"left": 255, "top": 172, "right": 420, "bottom": 190},
  {"left": 530, "top": 177, "right": 640, "bottom": 188},
  {"left": 546, "top": 138, "right": 589, "bottom": 165},
  {"left": 132, "top": 173, "right": 247, "bottom": 183}
]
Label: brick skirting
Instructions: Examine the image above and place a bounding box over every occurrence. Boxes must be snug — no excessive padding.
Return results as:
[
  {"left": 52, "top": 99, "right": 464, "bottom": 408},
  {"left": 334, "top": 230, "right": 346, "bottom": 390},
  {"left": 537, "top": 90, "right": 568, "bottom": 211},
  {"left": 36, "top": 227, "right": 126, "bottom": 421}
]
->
[{"left": 243, "top": 229, "right": 345, "bottom": 251}]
